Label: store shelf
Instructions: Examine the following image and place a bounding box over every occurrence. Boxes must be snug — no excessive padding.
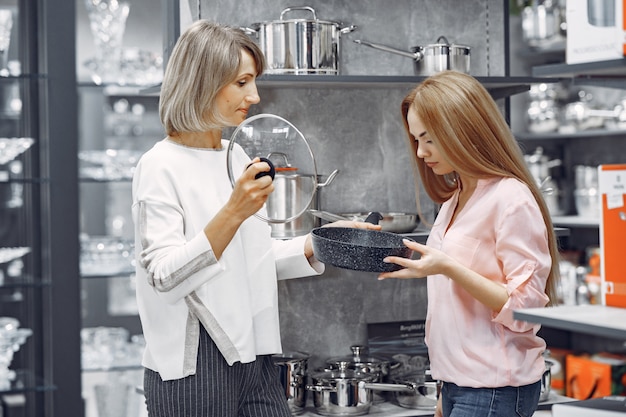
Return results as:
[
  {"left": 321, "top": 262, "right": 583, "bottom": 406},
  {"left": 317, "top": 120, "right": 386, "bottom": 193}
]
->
[
  {"left": 532, "top": 58, "right": 626, "bottom": 88},
  {"left": 516, "top": 128, "right": 626, "bottom": 142},
  {"left": 259, "top": 75, "right": 564, "bottom": 99},
  {"left": 514, "top": 305, "right": 626, "bottom": 340},
  {"left": 141, "top": 75, "right": 561, "bottom": 100},
  {"left": 552, "top": 216, "right": 599, "bottom": 228},
  {"left": 0, "top": 370, "right": 55, "bottom": 395}
]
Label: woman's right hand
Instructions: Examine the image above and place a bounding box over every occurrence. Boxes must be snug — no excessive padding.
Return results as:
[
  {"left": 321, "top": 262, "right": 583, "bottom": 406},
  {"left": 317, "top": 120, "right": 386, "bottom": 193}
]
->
[{"left": 226, "top": 157, "right": 275, "bottom": 222}]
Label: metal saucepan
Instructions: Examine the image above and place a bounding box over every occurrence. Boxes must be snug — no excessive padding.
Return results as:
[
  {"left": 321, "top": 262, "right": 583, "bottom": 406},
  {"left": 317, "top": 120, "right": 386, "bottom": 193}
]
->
[
  {"left": 353, "top": 35, "right": 470, "bottom": 76},
  {"left": 307, "top": 369, "right": 378, "bottom": 416},
  {"left": 272, "top": 351, "right": 310, "bottom": 415},
  {"left": 325, "top": 345, "right": 399, "bottom": 404},
  {"left": 246, "top": 6, "right": 357, "bottom": 75},
  {"left": 309, "top": 210, "right": 420, "bottom": 233},
  {"left": 311, "top": 212, "right": 414, "bottom": 272}
]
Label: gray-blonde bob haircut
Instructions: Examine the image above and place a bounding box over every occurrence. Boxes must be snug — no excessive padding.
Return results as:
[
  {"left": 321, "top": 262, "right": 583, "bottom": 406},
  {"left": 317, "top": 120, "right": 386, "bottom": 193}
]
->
[{"left": 159, "top": 20, "right": 265, "bottom": 135}]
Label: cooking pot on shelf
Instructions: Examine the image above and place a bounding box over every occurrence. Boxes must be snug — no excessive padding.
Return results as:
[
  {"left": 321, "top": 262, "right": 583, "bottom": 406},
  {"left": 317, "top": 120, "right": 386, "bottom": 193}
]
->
[
  {"left": 272, "top": 351, "right": 310, "bottom": 415},
  {"left": 307, "top": 369, "right": 378, "bottom": 416},
  {"left": 325, "top": 345, "right": 398, "bottom": 404},
  {"left": 353, "top": 35, "right": 470, "bottom": 76},
  {"left": 245, "top": 6, "right": 357, "bottom": 75}
]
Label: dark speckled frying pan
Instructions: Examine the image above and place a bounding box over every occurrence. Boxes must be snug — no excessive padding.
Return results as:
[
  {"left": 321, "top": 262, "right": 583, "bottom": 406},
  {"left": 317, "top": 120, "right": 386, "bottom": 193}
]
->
[{"left": 311, "top": 212, "right": 414, "bottom": 272}]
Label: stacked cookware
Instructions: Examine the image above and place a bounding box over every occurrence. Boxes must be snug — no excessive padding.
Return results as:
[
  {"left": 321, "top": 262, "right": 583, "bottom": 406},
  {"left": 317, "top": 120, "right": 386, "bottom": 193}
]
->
[{"left": 273, "top": 345, "right": 440, "bottom": 416}]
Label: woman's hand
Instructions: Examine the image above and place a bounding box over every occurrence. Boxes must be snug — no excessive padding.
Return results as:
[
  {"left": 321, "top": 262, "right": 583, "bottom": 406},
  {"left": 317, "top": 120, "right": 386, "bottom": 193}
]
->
[
  {"left": 377, "top": 239, "right": 453, "bottom": 280},
  {"left": 226, "top": 157, "right": 275, "bottom": 222}
]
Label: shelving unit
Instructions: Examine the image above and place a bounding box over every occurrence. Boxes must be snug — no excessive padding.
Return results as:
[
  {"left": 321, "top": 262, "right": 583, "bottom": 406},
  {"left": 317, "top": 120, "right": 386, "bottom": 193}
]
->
[
  {"left": 514, "top": 305, "right": 626, "bottom": 341},
  {"left": 0, "top": 0, "right": 82, "bottom": 415},
  {"left": 254, "top": 74, "right": 561, "bottom": 100},
  {"left": 533, "top": 58, "right": 626, "bottom": 89}
]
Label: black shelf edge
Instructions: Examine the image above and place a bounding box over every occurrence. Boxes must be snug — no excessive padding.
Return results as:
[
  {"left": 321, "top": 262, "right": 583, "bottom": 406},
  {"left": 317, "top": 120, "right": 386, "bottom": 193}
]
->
[
  {"left": 78, "top": 177, "right": 132, "bottom": 183},
  {"left": 0, "top": 370, "right": 56, "bottom": 394},
  {"left": 0, "top": 279, "right": 52, "bottom": 289},
  {"left": 137, "top": 76, "right": 561, "bottom": 99}
]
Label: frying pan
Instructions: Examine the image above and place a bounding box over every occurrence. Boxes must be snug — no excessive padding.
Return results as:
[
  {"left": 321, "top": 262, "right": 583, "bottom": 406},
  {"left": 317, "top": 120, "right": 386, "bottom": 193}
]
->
[
  {"left": 311, "top": 212, "right": 414, "bottom": 272},
  {"left": 309, "top": 210, "right": 420, "bottom": 233}
]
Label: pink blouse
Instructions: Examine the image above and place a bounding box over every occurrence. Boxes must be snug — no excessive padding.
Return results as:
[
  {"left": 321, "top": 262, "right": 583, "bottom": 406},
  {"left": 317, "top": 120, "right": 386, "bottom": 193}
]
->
[{"left": 425, "top": 177, "right": 551, "bottom": 388}]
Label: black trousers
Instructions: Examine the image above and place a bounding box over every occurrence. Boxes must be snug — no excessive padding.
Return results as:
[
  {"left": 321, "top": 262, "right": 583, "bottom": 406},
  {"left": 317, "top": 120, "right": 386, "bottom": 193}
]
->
[{"left": 143, "top": 327, "right": 291, "bottom": 417}]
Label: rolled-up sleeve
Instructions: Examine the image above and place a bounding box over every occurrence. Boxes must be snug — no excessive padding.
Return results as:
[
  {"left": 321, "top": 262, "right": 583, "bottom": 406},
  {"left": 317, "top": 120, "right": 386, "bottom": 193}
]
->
[{"left": 492, "top": 200, "right": 551, "bottom": 330}]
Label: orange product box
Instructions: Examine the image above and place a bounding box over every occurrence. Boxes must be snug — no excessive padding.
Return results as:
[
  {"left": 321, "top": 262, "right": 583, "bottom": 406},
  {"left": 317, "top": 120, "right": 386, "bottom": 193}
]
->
[
  {"left": 598, "top": 164, "right": 626, "bottom": 307},
  {"left": 565, "top": 353, "right": 626, "bottom": 400}
]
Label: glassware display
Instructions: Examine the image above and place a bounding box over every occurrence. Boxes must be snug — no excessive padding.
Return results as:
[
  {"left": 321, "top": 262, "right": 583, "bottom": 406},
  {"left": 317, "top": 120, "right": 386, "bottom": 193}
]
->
[
  {"left": 78, "top": 148, "right": 142, "bottom": 180},
  {"left": 79, "top": 234, "right": 134, "bottom": 277},
  {"left": 83, "top": 0, "right": 130, "bottom": 85},
  {"left": 0, "top": 137, "right": 35, "bottom": 165},
  {"left": 0, "top": 317, "right": 32, "bottom": 390},
  {"left": 0, "top": 8, "right": 13, "bottom": 77}
]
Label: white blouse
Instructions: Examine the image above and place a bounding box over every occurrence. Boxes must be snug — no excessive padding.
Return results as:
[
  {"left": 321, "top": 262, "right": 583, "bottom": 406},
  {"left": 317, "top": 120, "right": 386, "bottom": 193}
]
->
[{"left": 131, "top": 139, "right": 323, "bottom": 381}]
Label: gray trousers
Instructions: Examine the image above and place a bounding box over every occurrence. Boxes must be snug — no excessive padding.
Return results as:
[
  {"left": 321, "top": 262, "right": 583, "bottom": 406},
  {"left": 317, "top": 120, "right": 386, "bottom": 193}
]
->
[{"left": 143, "top": 326, "right": 291, "bottom": 417}]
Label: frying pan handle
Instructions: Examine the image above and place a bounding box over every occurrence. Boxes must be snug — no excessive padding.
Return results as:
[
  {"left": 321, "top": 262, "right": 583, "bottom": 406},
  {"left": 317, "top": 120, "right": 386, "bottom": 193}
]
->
[{"left": 364, "top": 212, "right": 383, "bottom": 225}]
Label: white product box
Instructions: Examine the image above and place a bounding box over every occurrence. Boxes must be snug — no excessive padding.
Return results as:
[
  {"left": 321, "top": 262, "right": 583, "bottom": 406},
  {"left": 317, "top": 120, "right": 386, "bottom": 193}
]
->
[{"left": 566, "top": 0, "right": 623, "bottom": 64}]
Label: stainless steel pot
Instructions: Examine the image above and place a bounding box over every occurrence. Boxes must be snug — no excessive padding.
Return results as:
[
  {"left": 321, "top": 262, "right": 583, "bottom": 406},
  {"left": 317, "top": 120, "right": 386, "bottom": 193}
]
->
[
  {"left": 325, "top": 345, "right": 396, "bottom": 404},
  {"left": 540, "top": 360, "right": 553, "bottom": 402},
  {"left": 268, "top": 158, "right": 339, "bottom": 238},
  {"left": 307, "top": 369, "right": 377, "bottom": 416},
  {"left": 247, "top": 6, "right": 356, "bottom": 75},
  {"left": 272, "top": 351, "right": 310, "bottom": 415},
  {"left": 353, "top": 36, "right": 470, "bottom": 76}
]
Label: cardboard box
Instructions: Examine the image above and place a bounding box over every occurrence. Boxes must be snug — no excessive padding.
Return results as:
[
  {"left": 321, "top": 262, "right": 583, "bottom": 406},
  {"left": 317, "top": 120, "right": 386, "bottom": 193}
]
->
[
  {"left": 565, "top": 353, "right": 626, "bottom": 400},
  {"left": 599, "top": 164, "right": 626, "bottom": 307},
  {"left": 566, "top": 0, "right": 623, "bottom": 64}
]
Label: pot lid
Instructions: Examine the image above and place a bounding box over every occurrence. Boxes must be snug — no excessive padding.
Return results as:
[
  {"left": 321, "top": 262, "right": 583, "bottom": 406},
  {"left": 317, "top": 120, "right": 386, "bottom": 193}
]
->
[
  {"left": 326, "top": 345, "right": 390, "bottom": 368},
  {"left": 226, "top": 113, "right": 318, "bottom": 224},
  {"left": 271, "top": 351, "right": 310, "bottom": 364},
  {"left": 311, "top": 368, "right": 376, "bottom": 382},
  {"left": 251, "top": 6, "right": 343, "bottom": 26}
]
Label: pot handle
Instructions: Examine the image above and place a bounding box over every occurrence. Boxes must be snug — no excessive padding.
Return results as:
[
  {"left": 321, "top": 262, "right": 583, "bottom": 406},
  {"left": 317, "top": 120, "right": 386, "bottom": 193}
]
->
[
  {"left": 240, "top": 27, "right": 258, "bottom": 35},
  {"left": 306, "top": 384, "right": 337, "bottom": 392},
  {"left": 340, "top": 25, "right": 358, "bottom": 34},
  {"left": 317, "top": 169, "right": 340, "bottom": 188},
  {"left": 281, "top": 6, "right": 316, "bottom": 21},
  {"left": 360, "top": 381, "right": 415, "bottom": 393},
  {"left": 353, "top": 39, "right": 423, "bottom": 61},
  {"left": 436, "top": 35, "right": 450, "bottom": 45}
]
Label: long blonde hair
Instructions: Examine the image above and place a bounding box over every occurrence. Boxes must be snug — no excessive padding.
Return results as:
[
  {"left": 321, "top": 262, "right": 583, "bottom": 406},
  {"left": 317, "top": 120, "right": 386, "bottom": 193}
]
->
[
  {"left": 401, "top": 71, "right": 560, "bottom": 305},
  {"left": 159, "top": 20, "right": 265, "bottom": 135}
]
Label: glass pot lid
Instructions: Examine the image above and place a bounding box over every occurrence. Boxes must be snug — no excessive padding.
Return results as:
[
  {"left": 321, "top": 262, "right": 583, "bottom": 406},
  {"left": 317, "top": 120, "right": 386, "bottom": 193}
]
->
[{"left": 226, "top": 113, "right": 318, "bottom": 224}]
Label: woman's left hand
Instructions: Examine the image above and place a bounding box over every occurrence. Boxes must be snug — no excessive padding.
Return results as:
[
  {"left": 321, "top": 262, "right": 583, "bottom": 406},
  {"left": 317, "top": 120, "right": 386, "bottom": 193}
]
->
[
  {"left": 303, "top": 220, "right": 382, "bottom": 259},
  {"left": 378, "top": 239, "right": 452, "bottom": 280}
]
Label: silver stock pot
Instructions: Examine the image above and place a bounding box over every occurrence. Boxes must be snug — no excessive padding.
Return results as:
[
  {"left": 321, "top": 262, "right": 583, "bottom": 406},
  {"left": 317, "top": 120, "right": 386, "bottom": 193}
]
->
[{"left": 246, "top": 6, "right": 356, "bottom": 74}]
